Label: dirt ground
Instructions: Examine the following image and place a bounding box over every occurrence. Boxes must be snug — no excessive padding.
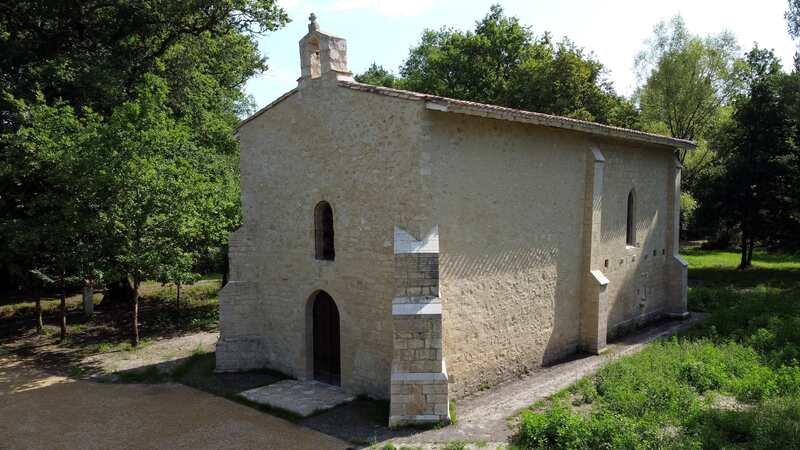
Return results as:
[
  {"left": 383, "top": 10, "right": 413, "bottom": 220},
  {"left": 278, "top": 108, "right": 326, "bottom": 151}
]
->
[{"left": 0, "top": 349, "right": 350, "bottom": 450}]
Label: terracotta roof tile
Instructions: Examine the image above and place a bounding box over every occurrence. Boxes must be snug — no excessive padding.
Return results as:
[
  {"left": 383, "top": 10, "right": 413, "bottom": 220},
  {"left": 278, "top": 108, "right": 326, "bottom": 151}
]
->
[{"left": 337, "top": 81, "right": 696, "bottom": 149}]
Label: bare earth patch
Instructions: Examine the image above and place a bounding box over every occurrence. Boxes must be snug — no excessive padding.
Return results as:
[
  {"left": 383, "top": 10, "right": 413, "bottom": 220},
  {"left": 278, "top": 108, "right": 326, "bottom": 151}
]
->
[
  {"left": 87, "top": 331, "right": 219, "bottom": 376},
  {"left": 709, "top": 393, "right": 753, "bottom": 412}
]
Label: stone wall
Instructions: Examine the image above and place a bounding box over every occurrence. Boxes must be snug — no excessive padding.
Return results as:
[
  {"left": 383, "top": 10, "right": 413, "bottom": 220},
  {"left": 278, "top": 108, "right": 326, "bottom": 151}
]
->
[
  {"left": 598, "top": 141, "right": 676, "bottom": 337},
  {"left": 426, "top": 111, "right": 683, "bottom": 398},
  {"left": 217, "top": 75, "right": 431, "bottom": 399},
  {"left": 427, "top": 114, "right": 587, "bottom": 398}
]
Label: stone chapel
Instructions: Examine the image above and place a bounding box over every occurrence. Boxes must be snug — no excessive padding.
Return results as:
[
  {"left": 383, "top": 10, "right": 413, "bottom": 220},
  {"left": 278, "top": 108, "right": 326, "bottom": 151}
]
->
[{"left": 217, "top": 15, "right": 694, "bottom": 427}]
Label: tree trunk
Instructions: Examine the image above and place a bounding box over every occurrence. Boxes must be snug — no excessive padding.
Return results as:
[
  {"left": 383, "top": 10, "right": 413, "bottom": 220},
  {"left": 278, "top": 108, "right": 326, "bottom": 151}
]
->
[
  {"left": 176, "top": 282, "right": 181, "bottom": 315},
  {"left": 59, "top": 270, "right": 67, "bottom": 342},
  {"left": 131, "top": 278, "right": 140, "bottom": 347},
  {"left": 739, "top": 196, "right": 752, "bottom": 270},
  {"left": 739, "top": 232, "right": 749, "bottom": 269},
  {"left": 34, "top": 291, "right": 43, "bottom": 335},
  {"left": 83, "top": 279, "right": 94, "bottom": 318},
  {"left": 747, "top": 235, "right": 756, "bottom": 266}
]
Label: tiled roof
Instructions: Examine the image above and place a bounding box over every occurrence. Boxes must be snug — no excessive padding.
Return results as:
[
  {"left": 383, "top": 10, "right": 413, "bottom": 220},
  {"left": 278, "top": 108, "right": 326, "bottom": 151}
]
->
[{"left": 337, "top": 81, "right": 696, "bottom": 149}]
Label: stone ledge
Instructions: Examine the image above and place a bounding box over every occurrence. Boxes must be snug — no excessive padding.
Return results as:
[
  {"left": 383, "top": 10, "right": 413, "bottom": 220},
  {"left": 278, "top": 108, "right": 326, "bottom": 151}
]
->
[
  {"left": 392, "top": 371, "right": 449, "bottom": 383},
  {"left": 239, "top": 380, "right": 355, "bottom": 417},
  {"left": 389, "top": 413, "right": 449, "bottom": 428},
  {"left": 392, "top": 298, "right": 442, "bottom": 316}
]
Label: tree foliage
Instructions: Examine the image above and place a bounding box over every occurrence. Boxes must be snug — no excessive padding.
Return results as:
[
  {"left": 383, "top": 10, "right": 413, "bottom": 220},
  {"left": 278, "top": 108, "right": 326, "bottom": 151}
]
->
[
  {"left": 355, "top": 63, "right": 401, "bottom": 89},
  {"left": 696, "top": 48, "right": 800, "bottom": 264},
  {"left": 0, "top": 0, "right": 285, "bottom": 343},
  {"left": 0, "top": 0, "right": 287, "bottom": 118},
  {"left": 789, "top": 0, "right": 800, "bottom": 40},
  {"left": 356, "top": 5, "right": 637, "bottom": 128},
  {"left": 635, "top": 16, "right": 742, "bottom": 187}
]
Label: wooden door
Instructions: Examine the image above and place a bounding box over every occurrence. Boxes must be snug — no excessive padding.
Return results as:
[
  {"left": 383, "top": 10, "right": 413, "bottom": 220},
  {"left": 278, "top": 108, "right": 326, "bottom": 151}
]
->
[{"left": 313, "top": 291, "right": 341, "bottom": 385}]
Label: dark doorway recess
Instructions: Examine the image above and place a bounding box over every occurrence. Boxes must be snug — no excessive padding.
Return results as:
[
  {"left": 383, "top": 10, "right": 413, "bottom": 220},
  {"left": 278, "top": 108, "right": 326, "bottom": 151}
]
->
[{"left": 312, "top": 291, "right": 341, "bottom": 385}]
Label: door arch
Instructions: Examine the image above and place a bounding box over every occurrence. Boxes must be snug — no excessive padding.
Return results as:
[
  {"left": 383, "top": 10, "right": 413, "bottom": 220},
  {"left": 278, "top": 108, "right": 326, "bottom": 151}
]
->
[{"left": 311, "top": 291, "right": 341, "bottom": 385}]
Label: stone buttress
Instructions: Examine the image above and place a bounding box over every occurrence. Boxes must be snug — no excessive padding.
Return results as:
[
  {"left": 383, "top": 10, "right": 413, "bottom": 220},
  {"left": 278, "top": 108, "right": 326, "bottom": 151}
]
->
[
  {"left": 216, "top": 227, "right": 264, "bottom": 371},
  {"left": 580, "top": 147, "right": 609, "bottom": 354},
  {"left": 667, "top": 156, "right": 689, "bottom": 318},
  {"left": 389, "top": 226, "right": 450, "bottom": 427}
]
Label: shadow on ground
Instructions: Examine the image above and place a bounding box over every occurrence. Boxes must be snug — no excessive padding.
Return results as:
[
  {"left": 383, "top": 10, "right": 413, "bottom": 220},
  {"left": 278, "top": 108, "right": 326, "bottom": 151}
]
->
[
  {"left": 115, "top": 352, "right": 431, "bottom": 447},
  {"left": 0, "top": 286, "right": 220, "bottom": 378}
]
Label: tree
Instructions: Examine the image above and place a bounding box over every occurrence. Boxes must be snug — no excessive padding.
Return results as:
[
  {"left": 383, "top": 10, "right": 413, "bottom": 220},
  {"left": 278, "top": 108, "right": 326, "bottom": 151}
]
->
[
  {"left": 355, "top": 63, "right": 400, "bottom": 88},
  {"left": 635, "top": 16, "right": 741, "bottom": 184},
  {"left": 28, "top": 269, "right": 54, "bottom": 334},
  {"left": 97, "top": 77, "right": 240, "bottom": 345},
  {"left": 0, "top": 97, "right": 104, "bottom": 340},
  {"left": 709, "top": 48, "right": 796, "bottom": 268},
  {"left": 789, "top": 0, "right": 800, "bottom": 69},
  {"left": 789, "top": 0, "right": 800, "bottom": 40},
  {"left": 1, "top": 0, "right": 280, "bottom": 309},
  {"left": 0, "top": 0, "right": 288, "bottom": 120},
  {"left": 357, "top": 5, "right": 636, "bottom": 127},
  {"left": 157, "top": 252, "right": 199, "bottom": 315}
]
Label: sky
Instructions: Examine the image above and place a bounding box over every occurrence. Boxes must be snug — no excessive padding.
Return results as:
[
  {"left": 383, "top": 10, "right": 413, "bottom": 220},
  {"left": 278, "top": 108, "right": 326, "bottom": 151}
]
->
[{"left": 245, "top": 0, "right": 798, "bottom": 110}]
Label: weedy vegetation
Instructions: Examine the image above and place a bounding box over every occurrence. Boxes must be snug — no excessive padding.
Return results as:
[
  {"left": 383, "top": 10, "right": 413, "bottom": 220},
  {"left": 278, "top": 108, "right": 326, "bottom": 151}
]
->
[{"left": 514, "top": 249, "right": 800, "bottom": 449}]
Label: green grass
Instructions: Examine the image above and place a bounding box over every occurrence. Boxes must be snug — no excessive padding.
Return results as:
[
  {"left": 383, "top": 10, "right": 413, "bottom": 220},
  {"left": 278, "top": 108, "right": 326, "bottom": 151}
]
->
[
  {"left": 683, "top": 248, "right": 800, "bottom": 289},
  {"left": 514, "top": 249, "right": 800, "bottom": 449}
]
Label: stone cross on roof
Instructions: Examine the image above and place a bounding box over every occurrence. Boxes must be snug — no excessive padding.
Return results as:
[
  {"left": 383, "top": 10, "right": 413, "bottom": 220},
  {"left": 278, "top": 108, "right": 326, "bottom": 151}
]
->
[{"left": 308, "top": 12, "right": 319, "bottom": 32}]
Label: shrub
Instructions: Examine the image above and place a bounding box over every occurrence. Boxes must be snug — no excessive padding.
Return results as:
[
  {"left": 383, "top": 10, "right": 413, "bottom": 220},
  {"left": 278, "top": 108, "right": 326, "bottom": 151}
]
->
[
  {"left": 678, "top": 360, "right": 725, "bottom": 393},
  {"left": 517, "top": 406, "right": 660, "bottom": 450},
  {"left": 750, "top": 396, "right": 800, "bottom": 448},
  {"left": 570, "top": 378, "right": 598, "bottom": 405},
  {"left": 517, "top": 404, "right": 590, "bottom": 449},
  {"left": 732, "top": 365, "right": 778, "bottom": 402}
]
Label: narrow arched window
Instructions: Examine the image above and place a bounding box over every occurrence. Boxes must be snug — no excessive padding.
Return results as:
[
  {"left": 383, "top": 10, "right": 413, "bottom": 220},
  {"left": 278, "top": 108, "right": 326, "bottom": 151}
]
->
[
  {"left": 315, "top": 201, "right": 335, "bottom": 260},
  {"left": 626, "top": 190, "right": 636, "bottom": 246}
]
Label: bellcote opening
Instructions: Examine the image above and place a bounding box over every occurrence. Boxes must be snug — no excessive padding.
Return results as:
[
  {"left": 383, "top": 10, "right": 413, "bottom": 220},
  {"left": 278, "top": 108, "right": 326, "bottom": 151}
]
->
[{"left": 307, "top": 37, "right": 321, "bottom": 79}]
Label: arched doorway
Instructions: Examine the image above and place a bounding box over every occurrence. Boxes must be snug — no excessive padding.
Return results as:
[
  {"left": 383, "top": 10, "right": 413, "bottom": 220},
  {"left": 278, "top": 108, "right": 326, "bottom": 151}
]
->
[{"left": 312, "top": 291, "right": 340, "bottom": 385}]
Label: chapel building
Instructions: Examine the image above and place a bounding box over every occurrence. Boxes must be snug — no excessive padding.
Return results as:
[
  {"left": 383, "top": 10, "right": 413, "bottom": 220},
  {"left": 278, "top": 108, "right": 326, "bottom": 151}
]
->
[{"left": 217, "top": 15, "right": 693, "bottom": 427}]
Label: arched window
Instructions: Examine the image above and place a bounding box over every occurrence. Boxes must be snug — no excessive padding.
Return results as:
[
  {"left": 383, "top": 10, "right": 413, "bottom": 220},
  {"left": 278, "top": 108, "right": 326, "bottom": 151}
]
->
[
  {"left": 626, "top": 190, "right": 636, "bottom": 246},
  {"left": 315, "top": 201, "right": 335, "bottom": 260}
]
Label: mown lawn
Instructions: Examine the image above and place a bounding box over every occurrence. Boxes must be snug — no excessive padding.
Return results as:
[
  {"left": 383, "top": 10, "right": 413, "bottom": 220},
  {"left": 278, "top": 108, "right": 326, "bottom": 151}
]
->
[{"left": 514, "top": 249, "right": 800, "bottom": 449}]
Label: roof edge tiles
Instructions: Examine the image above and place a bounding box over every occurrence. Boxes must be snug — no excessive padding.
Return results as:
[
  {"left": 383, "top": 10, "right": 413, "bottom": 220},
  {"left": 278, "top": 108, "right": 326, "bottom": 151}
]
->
[{"left": 337, "top": 81, "right": 696, "bottom": 149}]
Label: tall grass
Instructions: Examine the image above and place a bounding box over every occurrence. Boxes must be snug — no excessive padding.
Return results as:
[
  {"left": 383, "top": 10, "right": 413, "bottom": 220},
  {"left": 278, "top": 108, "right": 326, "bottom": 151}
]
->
[{"left": 515, "top": 250, "right": 800, "bottom": 449}]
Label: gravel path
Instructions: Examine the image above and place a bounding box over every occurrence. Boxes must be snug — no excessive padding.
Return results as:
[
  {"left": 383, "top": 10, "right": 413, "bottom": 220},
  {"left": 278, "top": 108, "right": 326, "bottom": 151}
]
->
[
  {"left": 0, "top": 349, "right": 349, "bottom": 450},
  {"left": 390, "top": 314, "right": 707, "bottom": 447}
]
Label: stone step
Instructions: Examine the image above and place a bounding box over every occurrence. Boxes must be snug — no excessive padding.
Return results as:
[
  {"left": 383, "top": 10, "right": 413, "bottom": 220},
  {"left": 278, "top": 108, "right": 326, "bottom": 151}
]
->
[{"left": 239, "top": 380, "right": 355, "bottom": 417}]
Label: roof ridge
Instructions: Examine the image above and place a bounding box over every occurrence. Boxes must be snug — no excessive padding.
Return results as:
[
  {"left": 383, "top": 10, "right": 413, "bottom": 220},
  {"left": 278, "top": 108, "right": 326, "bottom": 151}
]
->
[{"left": 337, "top": 81, "right": 696, "bottom": 149}]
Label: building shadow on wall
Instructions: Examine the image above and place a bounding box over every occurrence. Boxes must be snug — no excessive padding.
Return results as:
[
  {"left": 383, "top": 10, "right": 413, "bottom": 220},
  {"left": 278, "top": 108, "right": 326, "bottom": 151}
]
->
[{"left": 603, "top": 210, "right": 674, "bottom": 340}]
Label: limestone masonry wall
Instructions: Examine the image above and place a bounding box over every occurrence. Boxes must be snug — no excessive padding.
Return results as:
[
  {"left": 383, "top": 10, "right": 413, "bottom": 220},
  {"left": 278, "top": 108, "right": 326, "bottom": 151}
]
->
[
  {"left": 598, "top": 141, "right": 674, "bottom": 337},
  {"left": 425, "top": 112, "right": 681, "bottom": 398},
  {"left": 218, "top": 77, "right": 430, "bottom": 399},
  {"left": 426, "top": 114, "right": 588, "bottom": 398}
]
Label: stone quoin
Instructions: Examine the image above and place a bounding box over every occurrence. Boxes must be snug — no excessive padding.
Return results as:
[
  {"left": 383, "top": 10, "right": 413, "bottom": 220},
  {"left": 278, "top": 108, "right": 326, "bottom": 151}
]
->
[{"left": 216, "top": 14, "right": 694, "bottom": 427}]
